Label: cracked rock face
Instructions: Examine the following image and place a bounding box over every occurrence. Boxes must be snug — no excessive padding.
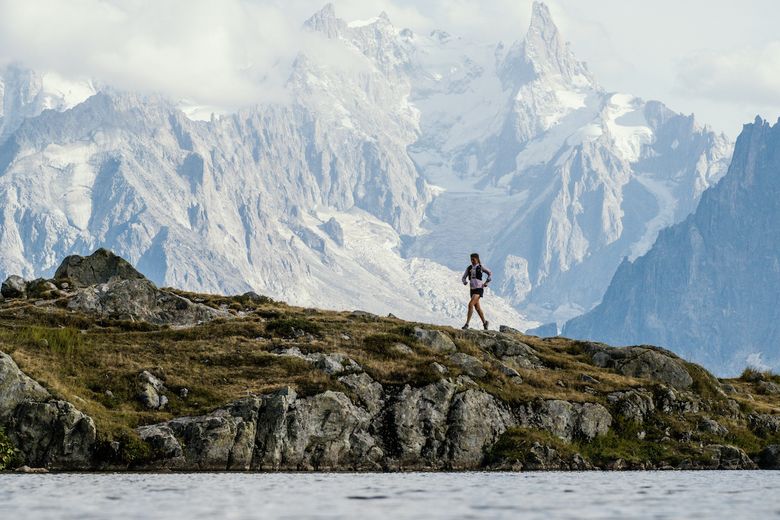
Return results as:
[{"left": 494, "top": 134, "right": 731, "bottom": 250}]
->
[
  {"left": 67, "top": 278, "right": 224, "bottom": 326},
  {"left": 0, "top": 352, "right": 96, "bottom": 469},
  {"left": 54, "top": 248, "right": 146, "bottom": 288},
  {"left": 412, "top": 328, "right": 456, "bottom": 353},
  {"left": 585, "top": 344, "right": 693, "bottom": 389},
  {"left": 517, "top": 399, "right": 612, "bottom": 442},
  {"left": 1, "top": 275, "right": 26, "bottom": 299}
]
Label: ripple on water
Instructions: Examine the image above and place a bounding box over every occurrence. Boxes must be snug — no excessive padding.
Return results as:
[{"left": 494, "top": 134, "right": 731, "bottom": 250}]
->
[{"left": 0, "top": 472, "right": 779, "bottom": 520}]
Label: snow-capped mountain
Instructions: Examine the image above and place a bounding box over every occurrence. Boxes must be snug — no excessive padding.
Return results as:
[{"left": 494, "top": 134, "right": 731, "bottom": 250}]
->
[
  {"left": 405, "top": 2, "right": 731, "bottom": 324},
  {"left": 0, "top": 2, "right": 730, "bottom": 330},
  {"left": 564, "top": 117, "right": 780, "bottom": 376}
]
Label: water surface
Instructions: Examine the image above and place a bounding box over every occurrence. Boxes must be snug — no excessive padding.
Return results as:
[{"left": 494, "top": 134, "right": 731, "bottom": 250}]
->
[{"left": 2, "top": 471, "right": 779, "bottom": 519}]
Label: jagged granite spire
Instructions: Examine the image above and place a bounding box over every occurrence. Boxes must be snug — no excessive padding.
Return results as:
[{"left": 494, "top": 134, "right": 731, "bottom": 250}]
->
[
  {"left": 303, "top": 3, "right": 345, "bottom": 38},
  {"left": 523, "top": 2, "right": 595, "bottom": 84},
  {"left": 563, "top": 117, "right": 780, "bottom": 375}
]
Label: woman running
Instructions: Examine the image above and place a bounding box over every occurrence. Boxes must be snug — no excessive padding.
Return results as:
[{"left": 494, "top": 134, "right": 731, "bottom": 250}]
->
[{"left": 461, "top": 253, "right": 492, "bottom": 330}]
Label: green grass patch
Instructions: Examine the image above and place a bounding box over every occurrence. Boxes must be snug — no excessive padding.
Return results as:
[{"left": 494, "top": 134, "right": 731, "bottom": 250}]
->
[
  {"left": 14, "top": 326, "right": 84, "bottom": 356},
  {"left": 265, "top": 318, "right": 322, "bottom": 339}
]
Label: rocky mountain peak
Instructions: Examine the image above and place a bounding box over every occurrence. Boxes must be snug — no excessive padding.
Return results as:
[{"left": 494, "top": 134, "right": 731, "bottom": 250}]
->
[
  {"left": 522, "top": 1, "right": 595, "bottom": 86},
  {"left": 303, "top": 3, "right": 344, "bottom": 38}
]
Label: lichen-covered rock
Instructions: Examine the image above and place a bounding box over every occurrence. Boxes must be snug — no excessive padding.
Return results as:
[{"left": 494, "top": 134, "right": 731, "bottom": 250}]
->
[
  {"left": 54, "top": 248, "right": 146, "bottom": 287},
  {"left": 585, "top": 344, "right": 693, "bottom": 389},
  {"left": 411, "top": 327, "right": 456, "bottom": 353},
  {"left": 253, "top": 388, "right": 380, "bottom": 471},
  {"left": 25, "top": 279, "right": 59, "bottom": 300},
  {"left": 137, "top": 371, "right": 167, "bottom": 410},
  {"left": 338, "top": 373, "right": 384, "bottom": 417},
  {"left": 391, "top": 380, "right": 458, "bottom": 466},
  {"left": 698, "top": 418, "right": 729, "bottom": 437},
  {"left": 136, "top": 424, "right": 185, "bottom": 468},
  {"left": 68, "top": 278, "right": 224, "bottom": 326},
  {"left": 748, "top": 414, "right": 780, "bottom": 436},
  {"left": 517, "top": 400, "right": 612, "bottom": 442},
  {"left": 607, "top": 390, "right": 655, "bottom": 425},
  {"left": 758, "top": 445, "right": 780, "bottom": 469},
  {"left": 137, "top": 397, "right": 261, "bottom": 470},
  {"left": 466, "top": 331, "right": 542, "bottom": 369},
  {"left": 448, "top": 353, "right": 487, "bottom": 378},
  {"left": 1, "top": 275, "right": 26, "bottom": 298},
  {"left": 275, "top": 348, "right": 362, "bottom": 375},
  {"left": 445, "top": 389, "right": 515, "bottom": 468},
  {"left": 757, "top": 381, "right": 780, "bottom": 395},
  {"left": 8, "top": 400, "right": 96, "bottom": 469},
  {"left": 702, "top": 445, "right": 757, "bottom": 470},
  {"left": 655, "top": 386, "right": 701, "bottom": 414}
]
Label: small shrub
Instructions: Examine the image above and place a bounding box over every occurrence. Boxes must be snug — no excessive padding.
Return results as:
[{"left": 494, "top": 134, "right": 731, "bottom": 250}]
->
[
  {"left": 362, "top": 333, "right": 413, "bottom": 359},
  {"left": 0, "top": 428, "right": 22, "bottom": 470},
  {"left": 265, "top": 318, "right": 322, "bottom": 338}
]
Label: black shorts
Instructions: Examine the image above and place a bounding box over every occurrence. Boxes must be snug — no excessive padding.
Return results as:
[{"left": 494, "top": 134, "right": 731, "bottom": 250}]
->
[{"left": 470, "top": 288, "right": 484, "bottom": 298}]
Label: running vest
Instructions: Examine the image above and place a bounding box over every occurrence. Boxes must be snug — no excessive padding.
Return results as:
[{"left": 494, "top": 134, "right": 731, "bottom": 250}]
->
[{"left": 466, "top": 264, "right": 483, "bottom": 280}]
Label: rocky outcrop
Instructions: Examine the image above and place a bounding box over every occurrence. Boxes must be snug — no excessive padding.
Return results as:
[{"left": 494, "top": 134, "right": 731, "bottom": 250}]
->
[
  {"left": 748, "top": 414, "right": 780, "bottom": 436},
  {"left": 137, "top": 371, "right": 168, "bottom": 410},
  {"left": 758, "top": 445, "right": 780, "bottom": 470},
  {"left": 607, "top": 390, "right": 655, "bottom": 425},
  {"left": 54, "top": 248, "right": 145, "bottom": 287},
  {"left": 275, "top": 348, "right": 362, "bottom": 376},
  {"left": 584, "top": 344, "right": 693, "bottom": 389},
  {"left": 411, "top": 327, "right": 456, "bottom": 353},
  {"left": 448, "top": 353, "right": 487, "bottom": 378},
  {"left": 466, "top": 331, "right": 543, "bottom": 369},
  {"left": 445, "top": 389, "right": 515, "bottom": 468},
  {"left": 517, "top": 400, "right": 612, "bottom": 442},
  {"left": 0, "top": 352, "right": 96, "bottom": 469},
  {"left": 701, "top": 445, "right": 757, "bottom": 470},
  {"left": 1, "top": 275, "right": 26, "bottom": 298},
  {"left": 67, "top": 278, "right": 224, "bottom": 326},
  {"left": 253, "top": 388, "right": 380, "bottom": 471}
]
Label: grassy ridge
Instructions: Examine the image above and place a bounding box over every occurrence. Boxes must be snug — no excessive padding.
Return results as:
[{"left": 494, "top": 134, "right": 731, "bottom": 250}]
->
[{"left": 1, "top": 289, "right": 779, "bottom": 468}]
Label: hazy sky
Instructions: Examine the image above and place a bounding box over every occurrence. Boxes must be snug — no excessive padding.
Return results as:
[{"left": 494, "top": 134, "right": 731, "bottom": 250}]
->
[{"left": 1, "top": 0, "right": 777, "bottom": 136}]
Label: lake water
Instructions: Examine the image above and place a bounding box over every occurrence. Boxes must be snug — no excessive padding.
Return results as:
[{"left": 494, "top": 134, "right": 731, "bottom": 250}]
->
[{"left": 1, "top": 471, "right": 779, "bottom": 519}]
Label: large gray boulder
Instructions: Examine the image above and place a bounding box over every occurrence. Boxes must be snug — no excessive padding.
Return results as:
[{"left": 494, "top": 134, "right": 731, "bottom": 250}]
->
[
  {"left": 517, "top": 399, "right": 612, "bottom": 442},
  {"left": 585, "top": 344, "right": 694, "bottom": 389},
  {"left": 8, "top": 400, "right": 96, "bottom": 469},
  {"left": 391, "top": 380, "right": 458, "bottom": 467},
  {"left": 445, "top": 389, "right": 515, "bottom": 468},
  {"left": 68, "top": 278, "right": 224, "bottom": 326},
  {"left": 607, "top": 390, "right": 655, "bottom": 425},
  {"left": 137, "top": 397, "right": 261, "bottom": 470},
  {"left": 54, "top": 248, "right": 145, "bottom": 287},
  {"left": 466, "top": 331, "right": 543, "bottom": 369},
  {"left": 137, "top": 371, "right": 168, "bottom": 410},
  {"left": 448, "top": 353, "right": 487, "bottom": 378},
  {"left": 702, "top": 444, "right": 757, "bottom": 470},
  {"left": 0, "top": 352, "right": 96, "bottom": 469},
  {"left": 1, "top": 275, "right": 26, "bottom": 299},
  {"left": 253, "top": 388, "right": 381, "bottom": 471},
  {"left": 411, "top": 327, "right": 456, "bottom": 353}
]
